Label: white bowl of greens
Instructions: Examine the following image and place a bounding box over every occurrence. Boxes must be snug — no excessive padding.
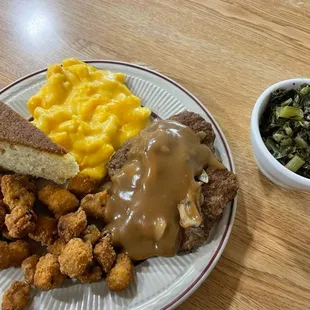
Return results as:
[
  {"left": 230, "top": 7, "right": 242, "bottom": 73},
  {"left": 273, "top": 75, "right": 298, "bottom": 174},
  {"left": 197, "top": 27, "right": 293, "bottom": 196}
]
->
[{"left": 251, "top": 78, "right": 310, "bottom": 190}]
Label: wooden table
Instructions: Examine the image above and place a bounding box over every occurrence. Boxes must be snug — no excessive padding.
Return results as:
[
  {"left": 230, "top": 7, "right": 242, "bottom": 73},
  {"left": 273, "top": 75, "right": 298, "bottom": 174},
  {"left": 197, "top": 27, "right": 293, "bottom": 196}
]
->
[{"left": 1, "top": 0, "right": 309, "bottom": 309}]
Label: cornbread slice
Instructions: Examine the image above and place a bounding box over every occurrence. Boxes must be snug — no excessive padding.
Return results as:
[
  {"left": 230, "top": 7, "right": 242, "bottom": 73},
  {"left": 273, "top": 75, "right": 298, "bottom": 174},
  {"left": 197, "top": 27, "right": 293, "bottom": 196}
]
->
[{"left": 0, "top": 101, "right": 79, "bottom": 183}]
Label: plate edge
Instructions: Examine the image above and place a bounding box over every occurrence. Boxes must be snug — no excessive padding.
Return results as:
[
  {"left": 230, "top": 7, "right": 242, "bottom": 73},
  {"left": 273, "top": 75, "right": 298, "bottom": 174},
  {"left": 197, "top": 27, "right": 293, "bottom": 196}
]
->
[{"left": 0, "top": 61, "right": 237, "bottom": 310}]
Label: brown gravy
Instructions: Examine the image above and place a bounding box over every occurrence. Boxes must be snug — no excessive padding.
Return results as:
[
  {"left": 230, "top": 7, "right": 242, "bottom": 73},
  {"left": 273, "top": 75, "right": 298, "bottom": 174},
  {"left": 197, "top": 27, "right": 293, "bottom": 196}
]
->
[{"left": 104, "top": 120, "right": 223, "bottom": 260}]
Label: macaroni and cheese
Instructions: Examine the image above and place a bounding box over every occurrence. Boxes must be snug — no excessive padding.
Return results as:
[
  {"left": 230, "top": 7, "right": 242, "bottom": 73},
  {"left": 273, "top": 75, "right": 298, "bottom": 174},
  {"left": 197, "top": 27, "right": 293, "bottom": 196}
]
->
[{"left": 27, "top": 58, "right": 151, "bottom": 180}]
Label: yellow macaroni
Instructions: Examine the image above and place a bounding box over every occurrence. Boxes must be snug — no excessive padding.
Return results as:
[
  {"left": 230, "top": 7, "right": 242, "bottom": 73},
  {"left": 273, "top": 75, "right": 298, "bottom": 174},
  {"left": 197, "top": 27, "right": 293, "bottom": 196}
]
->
[{"left": 27, "top": 58, "right": 151, "bottom": 180}]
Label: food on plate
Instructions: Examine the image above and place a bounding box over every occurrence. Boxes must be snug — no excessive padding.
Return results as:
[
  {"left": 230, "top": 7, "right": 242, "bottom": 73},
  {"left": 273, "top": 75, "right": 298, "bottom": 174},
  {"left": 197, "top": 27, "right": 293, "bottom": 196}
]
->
[
  {"left": 58, "top": 238, "right": 93, "bottom": 278},
  {"left": 67, "top": 174, "right": 98, "bottom": 198},
  {"left": 38, "top": 184, "right": 79, "bottom": 218},
  {"left": 80, "top": 191, "right": 107, "bottom": 219},
  {"left": 169, "top": 112, "right": 238, "bottom": 250},
  {"left": 47, "top": 238, "right": 66, "bottom": 257},
  {"left": 94, "top": 233, "right": 116, "bottom": 273},
  {"left": 1, "top": 174, "right": 37, "bottom": 238},
  {"left": 0, "top": 240, "right": 30, "bottom": 268},
  {"left": 1, "top": 175, "right": 35, "bottom": 211},
  {"left": 105, "top": 111, "right": 238, "bottom": 260},
  {"left": 9, "top": 240, "right": 31, "bottom": 267},
  {"left": 28, "top": 215, "right": 57, "bottom": 246},
  {"left": 83, "top": 224, "right": 101, "bottom": 245},
  {"left": 0, "top": 44, "right": 239, "bottom": 310},
  {"left": 77, "top": 265, "right": 103, "bottom": 284},
  {"left": 1, "top": 281, "right": 31, "bottom": 310},
  {"left": 180, "top": 166, "right": 238, "bottom": 251},
  {"left": 33, "top": 254, "right": 66, "bottom": 291},
  {"left": 0, "top": 173, "right": 5, "bottom": 198},
  {"left": 107, "top": 112, "right": 212, "bottom": 176},
  {"left": 0, "top": 241, "right": 10, "bottom": 269},
  {"left": 0, "top": 173, "right": 4, "bottom": 189},
  {"left": 0, "top": 110, "right": 236, "bottom": 308},
  {"left": 25, "top": 239, "right": 44, "bottom": 258},
  {"left": 21, "top": 255, "right": 39, "bottom": 285},
  {"left": 57, "top": 209, "right": 87, "bottom": 242},
  {"left": 260, "top": 84, "right": 310, "bottom": 178},
  {"left": 5, "top": 205, "right": 37, "bottom": 238},
  {"left": 0, "top": 101, "right": 79, "bottom": 184},
  {"left": 27, "top": 58, "right": 151, "bottom": 180},
  {"left": 106, "top": 253, "right": 134, "bottom": 292},
  {"left": 0, "top": 201, "right": 7, "bottom": 227},
  {"left": 0, "top": 227, "right": 16, "bottom": 241}
]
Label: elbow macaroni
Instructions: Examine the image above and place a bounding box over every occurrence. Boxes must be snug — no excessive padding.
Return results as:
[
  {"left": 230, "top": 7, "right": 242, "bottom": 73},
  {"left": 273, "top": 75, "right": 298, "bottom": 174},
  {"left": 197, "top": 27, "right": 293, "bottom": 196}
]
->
[{"left": 27, "top": 58, "right": 151, "bottom": 180}]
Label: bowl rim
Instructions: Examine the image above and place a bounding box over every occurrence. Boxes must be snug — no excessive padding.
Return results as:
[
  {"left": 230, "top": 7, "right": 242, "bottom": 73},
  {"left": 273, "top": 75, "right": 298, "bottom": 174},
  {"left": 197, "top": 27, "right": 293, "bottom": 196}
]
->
[{"left": 251, "top": 77, "right": 310, "bottom": 186}]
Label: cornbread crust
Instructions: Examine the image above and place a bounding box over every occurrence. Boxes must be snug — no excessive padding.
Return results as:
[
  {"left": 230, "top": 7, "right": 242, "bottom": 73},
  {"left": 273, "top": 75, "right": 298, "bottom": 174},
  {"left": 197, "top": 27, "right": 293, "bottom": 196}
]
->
[{"left": 0, "top": 101, "right": 66, "bottom": 155}]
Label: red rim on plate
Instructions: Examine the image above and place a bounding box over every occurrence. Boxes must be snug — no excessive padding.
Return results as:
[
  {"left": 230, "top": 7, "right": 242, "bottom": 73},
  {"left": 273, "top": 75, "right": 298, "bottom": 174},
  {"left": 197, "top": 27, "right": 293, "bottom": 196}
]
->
[{"left": 0, "top": 61, "right": 236, "bottom": 310}]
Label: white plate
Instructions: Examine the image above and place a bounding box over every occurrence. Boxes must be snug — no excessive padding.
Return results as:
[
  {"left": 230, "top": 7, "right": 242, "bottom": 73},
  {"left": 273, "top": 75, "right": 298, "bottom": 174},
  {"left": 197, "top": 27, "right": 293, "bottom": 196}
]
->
[{"left": 0, "top": 61, "right": 237, "bottom": 310}]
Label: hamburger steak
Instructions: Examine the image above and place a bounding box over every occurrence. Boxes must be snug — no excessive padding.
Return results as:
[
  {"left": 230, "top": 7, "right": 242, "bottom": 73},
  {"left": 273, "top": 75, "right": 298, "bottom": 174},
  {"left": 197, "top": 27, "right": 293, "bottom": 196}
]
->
[{"left": 106, "top": 111, "right": 238, "bottom": 252}]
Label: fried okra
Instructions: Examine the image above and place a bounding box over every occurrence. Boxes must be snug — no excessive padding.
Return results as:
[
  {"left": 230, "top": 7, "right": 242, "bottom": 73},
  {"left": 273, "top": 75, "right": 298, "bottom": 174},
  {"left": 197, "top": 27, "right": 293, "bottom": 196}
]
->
[
  {"left": 57, "top": 209, "right": 87, "bottom": 242},
  {"left": 94, "top": 233, "right": 116, "bottom": 273},
  {"left": 28, "top": 215, "right": 57, "bottom": 246},
  {"left": 9, "top": 240, "right": 31, "bottom": 267},
  {"left": 67, "top": 174, "right": 98, "bottom": 198},
  {"left": 38, "top": 184, "right": 79, "bottom": 218},
  {"left": 25, "top": 238, "right": 45, "bottom": 257},
  {"left": 77, "top": 265, "right": 102, "bottom": 284},
  {"left": 0, "top": 240, "right": 31, "bottom": 269},
  {"left": 5, "top": 206, "right": 37, "bottom": 238},
  {"left": 0, "top": 174, "right": 4, "bottom": 199},
  {"left": 80, "top": 191, "right": 107, "bottom": 219},
  {"left": 106, "top": 253, "right": 134, "bottom": 291},
  {"left": 0, "top": 241, "right": 10, "bottom": 269},
  {"left": 0, "top": 227, "right": 16, "bottom": 241},
  {"left": 21, "top": 255, "right": 39, "bottom": 285},
  {"left": 0, "top": 200, "right": 8, "bottom": 227},
  {"left": 82, "top": 224, "right": 101, "bottom": 245},
  {"left": 47, "top": 238, "right": 67, "bottom": 257},
  {"left": 1, "top": 175, "right": 35, "bottom": 211},
  {"left": 59, "top": 238, "right": 93, "bottom": 278},
  {"left": 1, "top": 281, "right": 31, "bottom": 310},
  {"left": 33, "top": 254, "right": 65, "bottom": 291}
]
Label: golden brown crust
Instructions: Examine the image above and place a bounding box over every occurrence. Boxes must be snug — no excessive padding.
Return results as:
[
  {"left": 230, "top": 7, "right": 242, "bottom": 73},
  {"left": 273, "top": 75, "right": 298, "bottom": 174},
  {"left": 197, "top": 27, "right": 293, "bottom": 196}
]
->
[
  {"left": 1, "top": 281, "right": 31, "bottom": 310},
  {"left": 0, "top": 241, "right": 10, "bottom": 270},
  {"left": 0, "top": 173, "right": 4, "bottom": 199},
  {"left": 33, "top": 254, "right": 65, "bottom": 291},
  {"left": 5, "top": 206, "right": 37, "bottom": 238},
  {"left": 67, "top": 174, "right": 98, "bottom": 198},
  {"left": 38, "top": 184, "right": 79, "bottom": 218},
  {"left": 58, "top": 238, "right": 93, "bottom": 278},
  {"left": 8, "top": 240, "right": 31, "bottom": 267},
  {"left": 94, "top": 234, "right": 116, "bottom": 273},
  {"left": 106, "top": 253, "right": 134, "bottom": 291},
  {"left": 1, "top": 175, "right": 36, "bottom": 211},
  {"left": 0, "top": 240, "right": 31, "bottom": 269},
  {"left": 21, "top": 255, "right": 39, "bottom": 285},
  {"left": 28, "top": 216, "right": 58, "bottom": 246},
  {"left": 82, "top": 225, "right": 101, "bottom": 245},
  {"left": 77, "top": 265, "right": 102, "bottom": 284},
  {"left": 47, "top": 238, "right": 67, "bottom": 257},
  {"left": 0, "top": 200, "right": 8, "bottom": 226},
  {"left": 0, "top": 101, "right": 67, "bottom": 155},
  {"left": 80, "top": 191, "right": 107, "bottom": 219},
  {"left": 58, "top": 209, "right": 87, "bottom": 242}
]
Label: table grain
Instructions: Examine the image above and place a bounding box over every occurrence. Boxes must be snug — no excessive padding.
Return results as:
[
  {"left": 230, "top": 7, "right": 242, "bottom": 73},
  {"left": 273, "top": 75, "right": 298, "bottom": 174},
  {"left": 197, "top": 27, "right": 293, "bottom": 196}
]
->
[{"left": 0, "top": 0, "right": 309, "bottom": 309}]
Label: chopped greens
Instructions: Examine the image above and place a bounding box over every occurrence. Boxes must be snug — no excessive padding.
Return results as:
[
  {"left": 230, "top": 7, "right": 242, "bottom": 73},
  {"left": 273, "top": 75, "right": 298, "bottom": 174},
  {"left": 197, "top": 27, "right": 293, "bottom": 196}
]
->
[
  {"left": 260, "top": 83, "right": 310, "bottom": 179},
  {"left": 285, "top": 155, "right": 305, "bottom": 172},
  {"left": 276, "top": 106, "right": 303, "bottom": 120}
]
